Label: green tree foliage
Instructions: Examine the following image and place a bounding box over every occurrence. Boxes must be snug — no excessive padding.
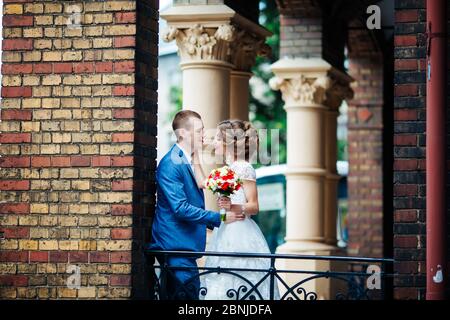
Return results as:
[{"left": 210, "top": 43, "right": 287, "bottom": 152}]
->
[{"left": 250, "top": 0, "right": 286, "bottom": 164}]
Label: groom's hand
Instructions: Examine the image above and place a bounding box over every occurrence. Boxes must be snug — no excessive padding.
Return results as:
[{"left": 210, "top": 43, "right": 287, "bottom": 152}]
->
[
  {"left": 217, "top": 197, "right": 231, "bottom": 210},
  {"left": 224, "top": 211, "right": 245, "bottom": 224}
]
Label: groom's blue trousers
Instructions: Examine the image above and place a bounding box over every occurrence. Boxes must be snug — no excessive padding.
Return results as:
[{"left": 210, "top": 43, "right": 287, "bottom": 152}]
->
[{"left": 157, "top": 255, "right": 200, "bottom": 300}]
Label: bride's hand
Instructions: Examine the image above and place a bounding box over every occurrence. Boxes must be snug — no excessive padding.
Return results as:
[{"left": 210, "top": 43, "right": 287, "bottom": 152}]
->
[
  {"left": 217, "top": 197, "right": 231, "bottom": 210},
  {"left": 224, "top": 211, "right": 245, "bottom": 224}
]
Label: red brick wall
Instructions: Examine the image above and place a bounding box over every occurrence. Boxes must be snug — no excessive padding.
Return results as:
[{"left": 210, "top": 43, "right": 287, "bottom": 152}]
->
[
  {"left": 0, "top": 0, "right": 158, "bottom": 299},
  {"left": 393, "top": 0, "right": 427, "bottom": 300},
  {"left": 347, "top": 22, "right": 385, "bottom": 258}
]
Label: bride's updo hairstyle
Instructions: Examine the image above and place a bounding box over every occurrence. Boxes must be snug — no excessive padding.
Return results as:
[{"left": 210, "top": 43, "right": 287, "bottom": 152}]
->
[{"left": 217, "top": 119, "right": 259, "bottom": 163}]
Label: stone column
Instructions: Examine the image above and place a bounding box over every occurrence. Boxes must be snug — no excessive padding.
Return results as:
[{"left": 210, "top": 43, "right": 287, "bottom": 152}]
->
[
  {"left": 161, "top": 4, "right": 271, "bottom": 211},
  {"left": 269, "top": 57, "right": 352, "bottom": 299},
  {"left": 229, "top": 32, "right": 271, "bottom": 121},
  {"left": 323, "top": 78, "right": 354, "bottom": 246}
]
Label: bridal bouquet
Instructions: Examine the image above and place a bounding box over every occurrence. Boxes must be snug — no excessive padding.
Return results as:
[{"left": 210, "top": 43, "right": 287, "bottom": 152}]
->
[{"left": 205, "top": 166, "right": 242, "bottom": 215}]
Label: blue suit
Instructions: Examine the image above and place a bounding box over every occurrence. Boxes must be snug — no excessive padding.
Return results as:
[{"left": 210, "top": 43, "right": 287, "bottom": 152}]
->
[{"left": 149, "top": 144, "right": 221, "bottom": 299}]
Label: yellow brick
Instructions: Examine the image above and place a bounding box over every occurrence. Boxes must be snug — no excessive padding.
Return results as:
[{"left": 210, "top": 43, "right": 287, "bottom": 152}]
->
[
  {"left": 60, "top": 98, "right": 81, "bottom": 108},
  {"left": 102, "top": 121, "right": 134, "bottom": 131},
  {"left": 38, "top": 240, "right": 58, "bottom": 250},
  {"left": 2, "top": 51, "right": 21, "bottom": 62},
  {"left": 65, "top": 28, "right": 83, "bottom": 37},
  {"left": 85, "top": 2, "right": 104, "bottom": 12},
  {"left": 102, "top": 74, "right": 134, "bottom": 85},
  {"left": 103, "top": 25, "right": 136, "bottom": 36},
  {"left": 21, "top": 121, "right": 40, "bottom": 132},
  {"left": 0, "top": 240, "right": 18, "bottom": 250},
  {"left": 98, "top": 192, "right": 132, "bottom": 203},
  {"left": 42, "top": 98, "right": 61, "bottom": 108},
  {"left": 24, "top": 3, "right": 44, "bottom": 14},
  {"left": 102, "top": 97, "right": 134, "bottom": 108},
  {"left": 35, "top": 15, "right": 53, "bottom": 26},
  {"left": 82, "top": 75, "right": 102, "bottom": 85},
  {"left": 58, "top": 288, "right": 77, "bottom": 299},
  {"left": 4, "top": 4, "right": 23, "bottom": 15},
  {"left": 53, "top": 39, "right": 72, "bottom": 50},
  {"left": 31, "top": 203, "right": 49, "bottom": 214},
  {"left": 79, "top": 240, "right": 97, "bottom": 251},
  {"left": 73, "top": 39, "right": 92, "bottom": 49},
  {"left": 78, "top": 287, "right": 96, "bottom": 298},
  {"left": 23, "top": 75, "right": 41, "bottom": 86},
  {"left": 63, "top": 75, "right": 82, "bottom": 85},
  {"left": 58, "top": 240, "right": 79, "bottom": 250},
  {"left": 93, "top": 38, "right": 113, "bottom": 48},
  {"left": 72, "top": 180, "right": 90, "bottom": 190},
  {"left": 79, "top": 192, "right": 99, "bottom": 203},
  {"left": 52, "top": 109, "right": 72, "bottom": 119},
  {"left": 62, "top": 51, "right": 82, "bottom": 61},
  {"left": 103, "top": 49, "right": 134, "bottom": 60},
  {"left": 71, "top": 86, "right": 91, "bottom": 96},
  {"left": 40, "top": 144, "right": 60, "bottom": 155},
  {"left": 52, "top": 132, "right": 72, "bottom": 143},
  {"left": 2, "top": 98, "right": 21, "bottom": 108},
  {"left": 43, "top": 51, "right": 62, "bottom": 62},
  {"left": 39, "top": 216, "right": 58, "bottom": 226},
  {"left": 97, "top": 240, "right": 132, "bottom": 251},
  {"left": 0, "top": 288, "right": 17, "bottom": 299},
  {"left": 60, "top": 169, "right": 79, "bottom": 179},
  {"left": 22, "top": 51, "right": 42, "bottom": 62},
  {"left": 98, "top": 216, "right": 132, "bottom": 227},
  {"left": 78, "top": 216, "right": 97, "bottom": 226},
  {"left": 61, "top": 145, "right": 80, "bottom": 154},
  {"left": 2, "top": 75, "right": 22, "bottom": 87},
  {"left": 19, "top": 216, "right": 39, "bottom": 226},
  {"left": 100, "top": 144, "right": 133, "bottom": 155},
  {"left": 111, "top": 264, "right": 131, "bottom": 274},
  {"left": 42, "top": 75, "right": 62, "bottom": 86},
  {"left": 30, "top": 228, "right": 49, "bottom": 239},
  {"left": 80, "top": 97, "right": 101, "bottom": 108},
  {"left": 23, "top": 27, "right": 43, "bottom": 38},
  {"left": 34, "top": 39, "right": 52, "bottom": 50},
  {"left": 44, "top": 27, "right": 63, "bottom": 38},
  {"left": 69, "top": 204, "right": 89, "bottom": 214},
  {"left": 32, "top": 87, "right": 50, "bottom": 98},
  {"left": 84, "top": 26, "right": 103, "bottom": 36},
  {"left": 19, "top": 240, "right": 38, "bottom": 250},
  {"left": 0, "top": 263, "right": 16, "bottom": 274},
  {"left": 0, "top": 122, "right": 20, "bottom": 132},
  {"left": 22, "top": 98, "right": 41, "bottom": 109},
  {"left": 59, "top": 216, "right": 78, "bottom": 227},
  {"left": 44, "top": 3, "right": 62, "bottom": 13},
  {"left": 105, "top": 1, "right": 136, "bottom": 11},
  {"left": 4, "top": 27, "right": 22, "bottom": 38},
  {"left": 52, "top": 86, "right": 72, "bottom": 97}
]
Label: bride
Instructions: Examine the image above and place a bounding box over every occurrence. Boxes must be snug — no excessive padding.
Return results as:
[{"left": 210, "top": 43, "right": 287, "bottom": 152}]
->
[{"left": 192, "top": 119, "right": 280, "bottom": 300}]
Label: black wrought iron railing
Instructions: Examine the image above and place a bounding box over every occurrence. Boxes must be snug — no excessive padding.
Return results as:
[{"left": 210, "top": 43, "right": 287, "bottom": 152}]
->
[{"left": 145, "top": 250, "right": 394, "bottom": 300}]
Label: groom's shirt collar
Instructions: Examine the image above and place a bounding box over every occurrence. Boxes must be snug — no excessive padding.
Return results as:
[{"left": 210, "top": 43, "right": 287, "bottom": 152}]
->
[{"left": 176, "top": 143, "right": 192, "bottom": 165}]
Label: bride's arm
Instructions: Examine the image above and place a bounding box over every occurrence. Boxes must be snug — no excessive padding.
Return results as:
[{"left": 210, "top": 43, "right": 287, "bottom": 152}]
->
[
  {"left": 192, "top": 151, "right": 207, "bottom": 189},
  {"left": 230, "top": 180, "right": 259, "bottom": 216}
]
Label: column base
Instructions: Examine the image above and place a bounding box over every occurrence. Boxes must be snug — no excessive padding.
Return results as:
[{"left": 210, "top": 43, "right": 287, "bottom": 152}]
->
[{"left": 275, "top": 241, "right": 346, "bottom": 300}]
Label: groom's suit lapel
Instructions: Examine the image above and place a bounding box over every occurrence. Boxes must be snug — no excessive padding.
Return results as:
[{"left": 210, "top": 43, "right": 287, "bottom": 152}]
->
[{"left": 173, "top": 145, "right": 203, "bottom": 197}]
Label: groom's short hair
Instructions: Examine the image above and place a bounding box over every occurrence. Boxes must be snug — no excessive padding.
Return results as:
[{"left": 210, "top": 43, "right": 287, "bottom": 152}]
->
[{"left": 172, "top": 110, "right": 201, "bottom": 132}]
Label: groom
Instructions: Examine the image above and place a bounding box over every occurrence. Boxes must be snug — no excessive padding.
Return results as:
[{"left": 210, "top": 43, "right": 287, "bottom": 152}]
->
[{"left": 149, "top": 110, "right": 245, "bottom": 300}]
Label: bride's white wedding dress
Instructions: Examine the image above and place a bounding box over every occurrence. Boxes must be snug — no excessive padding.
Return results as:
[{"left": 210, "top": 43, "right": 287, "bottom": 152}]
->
[{"left": 200, "top": 161, "right": 280, "bottom": 300}]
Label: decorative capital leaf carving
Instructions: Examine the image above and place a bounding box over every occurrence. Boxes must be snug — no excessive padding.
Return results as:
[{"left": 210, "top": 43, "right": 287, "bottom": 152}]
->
[
  {"left": 270, "top": 75, "right": 331, "bottom": 106},
  {"left": 162, "top": 23, "right": 236, "bottom": 62}
]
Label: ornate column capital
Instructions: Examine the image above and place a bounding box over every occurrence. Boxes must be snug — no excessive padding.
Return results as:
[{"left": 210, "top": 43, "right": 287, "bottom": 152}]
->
[
  {"left": 161, "top": 4, "right": 272, "bottom": 68},
  {"left": 163, "top": 23, "right": 236, "bottom": 63},
  {"left": 269, "top": 74, "right": 330, "bottom": 107},
  {"left": 229, "top": 28, "right": 271, "bottom": 72},
  {"left": 323, "top": 73, "right": 354, "bottom": 110},
  {"left": 269, "top": 58, "right": 353, "bottom": 108}
]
